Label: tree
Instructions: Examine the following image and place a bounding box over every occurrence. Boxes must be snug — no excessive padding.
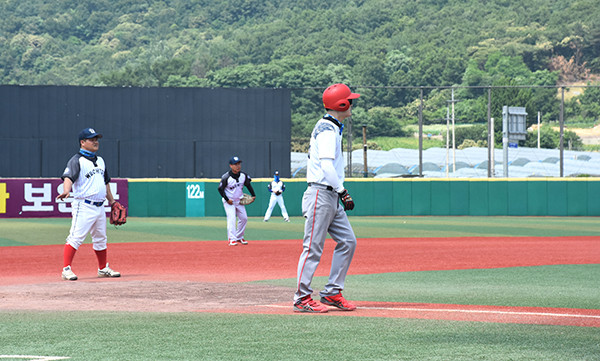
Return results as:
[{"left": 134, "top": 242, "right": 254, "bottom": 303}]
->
[
  {"left": 358, "top": 106, "right": 408, "bottom": 138},
  {"left": 523, "top": 125, "right": 583, "bottom": 150},
  {"left": 446, "top": 124, "right": 488, "bottom": 148},
  {"left": 523, "top": 125, "right": 559, "bottom": 149},
  {"left": 151, "top": 58, "right": 191, "bottom": 87}
]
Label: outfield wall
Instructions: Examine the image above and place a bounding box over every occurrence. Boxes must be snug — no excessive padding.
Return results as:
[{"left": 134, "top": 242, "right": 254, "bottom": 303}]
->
[{"left": 128, "top": 178, "right": 600, "bottom": 217}]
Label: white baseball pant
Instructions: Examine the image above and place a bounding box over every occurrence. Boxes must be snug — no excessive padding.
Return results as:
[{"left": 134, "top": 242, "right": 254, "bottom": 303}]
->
[
  {"left": 66, "top": 200, "right": 108, "bottom": 251},
  {"left": 264, "top": 193, "right": 289, "bottom": 221},
  {"left": 223, "top": 199, "right": 248, "bottom": 241}
]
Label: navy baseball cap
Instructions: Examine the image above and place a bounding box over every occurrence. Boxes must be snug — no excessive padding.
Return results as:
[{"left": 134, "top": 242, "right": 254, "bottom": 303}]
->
[
  {"left": 78, "top": 128, "right": 103, "bottom": 141},
  {"left": 229, "top": 156, "right": 242, "bottom": 164}
]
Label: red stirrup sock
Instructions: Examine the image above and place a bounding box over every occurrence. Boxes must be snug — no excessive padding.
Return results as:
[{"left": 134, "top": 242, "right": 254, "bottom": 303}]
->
[
  {"left": 95, "top": 249, "right": 107, "bottom": 269},
  {"left": 63, "top": 244, "right": 77, "bottom": 268}
]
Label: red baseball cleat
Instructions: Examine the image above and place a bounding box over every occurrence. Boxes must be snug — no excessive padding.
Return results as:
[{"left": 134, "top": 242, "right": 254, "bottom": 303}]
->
[
  {"left": 293, "top": 295, "right": 328, "bottom": 313},
  {"left": 320, "top": 292, "right": 356, "bottom": 311}
]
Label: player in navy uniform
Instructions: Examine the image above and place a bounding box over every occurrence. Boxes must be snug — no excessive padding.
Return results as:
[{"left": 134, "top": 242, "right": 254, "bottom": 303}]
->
[
  {"left": 218, "top": 156, "right": 256, "bottom": 246},
  {"left": 56, "top": 128, "right": 121, "bottom": 281}
]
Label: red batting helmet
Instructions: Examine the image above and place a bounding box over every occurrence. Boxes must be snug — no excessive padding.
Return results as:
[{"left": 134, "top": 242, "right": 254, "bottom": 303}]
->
[{"left": 322, "top": 84, "right": 360, "bottom": 111}]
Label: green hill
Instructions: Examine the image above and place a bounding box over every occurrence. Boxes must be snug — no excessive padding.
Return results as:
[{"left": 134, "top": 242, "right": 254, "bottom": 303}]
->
[{"left": 1, "top": 0, "right": 599, "bottom": 141}]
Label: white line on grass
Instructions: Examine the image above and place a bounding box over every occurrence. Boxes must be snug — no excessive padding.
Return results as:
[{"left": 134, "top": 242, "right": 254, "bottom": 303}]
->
[
  {"left": 0, "top": 356, "right": 70, "bottom": 360},
  {"left": 263, "top": 305, "right": 600, "bottom": 319}
]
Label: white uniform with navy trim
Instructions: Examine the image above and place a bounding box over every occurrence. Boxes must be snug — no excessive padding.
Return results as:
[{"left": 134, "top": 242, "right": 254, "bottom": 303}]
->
[
  {"left": 61, "top": 152, "right": 110, "bottom": 251},
  {"left": 218, "top": 171, "right": 254, "bottom": 242},
  {"left": 295, "top": 116, "right": 357, "bottom": 301}
]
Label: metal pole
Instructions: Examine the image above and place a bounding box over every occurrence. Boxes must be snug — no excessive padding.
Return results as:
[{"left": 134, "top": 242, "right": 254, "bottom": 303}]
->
[
  {"left": 347, "top": 116, "right": 353, "bottom": 177},
  {"left": 490, "top": 118, "right": 495, "bottom": 177},
  {"left": 419, "top": 88, "right": 424, "bottom": 176},
  {"left": 451, "top": 88, "right": 456, "bottom": 173},
  {"left": 560, "top": 88, "right": 564, "bottom": 177},
  {"left": 502, "top": 107, "right": 508, "bottom": 178},
  {"left": 538, "top": 112, "right": 541, "bottom": 149},
  {"left": 362, "top": 125, "right": 368, "bottom": 178},
  {"left": 446, "top": 106, "right": 450, "bottom": 177},
  {"left": 487, "top": 87, "right": 492, "bottom": 177}
]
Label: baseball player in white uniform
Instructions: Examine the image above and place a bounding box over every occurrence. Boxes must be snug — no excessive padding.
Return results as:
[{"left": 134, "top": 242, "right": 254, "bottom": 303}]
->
[
  {"left": 263, "top": 171, "right": 290, "bottom": 222},
  {"left": 218, "top": 156, "right": 256, "bottom": 246},
  {"left": 56, "top": 128, "right": 121, "bottom": 281},
  {"left": 294, "top": 84, "right": 360, "bottom": 313}
]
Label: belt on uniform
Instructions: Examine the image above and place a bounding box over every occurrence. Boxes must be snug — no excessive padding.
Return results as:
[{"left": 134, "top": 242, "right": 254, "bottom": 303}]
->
[
  {"left": 307, "top": 182, "right": 334, "bottom": 191},
  {"left": 84, "top": 199, "right": 105, "bottom": 207}
]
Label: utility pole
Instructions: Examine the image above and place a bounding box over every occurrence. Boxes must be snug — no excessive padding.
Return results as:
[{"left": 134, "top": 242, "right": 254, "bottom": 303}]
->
[
  {"left": 446, "top": 89, "right": 461, "bottom": 174},
  {"left": 346, "top": 116, "right": 353, "bottom": 177},
  {"left": 362, "top": 125, "right": 368, "bottom": 177},
  {"left": 445, "top": 106, "right": 450, "bottom": 177},
  {"left": 490, "top": 117, "right": 495, "bottom": 177},
  {"left": 537, "top": 112, "right": 541, "bottom": 149},
  {"left": 487, "top": 87, "right": 492, "bottom": 177}
]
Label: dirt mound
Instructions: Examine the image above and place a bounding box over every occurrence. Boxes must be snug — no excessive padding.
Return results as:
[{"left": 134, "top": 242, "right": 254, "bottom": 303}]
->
[{"left": 0, "top": 280, "right": 293, "bottom": 312}]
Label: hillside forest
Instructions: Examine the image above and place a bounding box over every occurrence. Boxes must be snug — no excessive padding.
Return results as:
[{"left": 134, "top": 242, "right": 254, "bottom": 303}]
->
[{"left": 1, "top": 0, "right": 600, "bottom": 150}]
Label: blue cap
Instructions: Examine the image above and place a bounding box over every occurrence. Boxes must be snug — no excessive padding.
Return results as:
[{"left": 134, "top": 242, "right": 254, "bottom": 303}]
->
[
  {"left": 78, "top": 128, "right": 103, "bottom": 141},
  {"left": 229, "top": 156, "right": 242, "bottom": 165}
]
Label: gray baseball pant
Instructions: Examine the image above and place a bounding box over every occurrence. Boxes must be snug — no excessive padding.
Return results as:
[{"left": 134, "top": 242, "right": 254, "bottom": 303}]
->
[{"left": 295, "top": 183, "right": 357, "bottom": 301}]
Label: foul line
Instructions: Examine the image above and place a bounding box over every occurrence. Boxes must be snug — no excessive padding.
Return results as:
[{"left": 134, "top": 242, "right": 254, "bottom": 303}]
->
[
  {"left": 0, "top": 356, "right": 70, "bottom": 361},
  {"left": 262, "top": 304, "right": 600, "bottom": 319}
]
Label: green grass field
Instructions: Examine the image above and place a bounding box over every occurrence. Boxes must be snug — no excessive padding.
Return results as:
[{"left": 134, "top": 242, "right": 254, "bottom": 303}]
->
[
  {"left": 2, "top": 312, "right": 598, "bottom": 361},
  {"left": 1, "top": 216, "right": 599, "bottom": 360},
  {"left": 3, "top": 216, "right": 600, "bottom": 246}
]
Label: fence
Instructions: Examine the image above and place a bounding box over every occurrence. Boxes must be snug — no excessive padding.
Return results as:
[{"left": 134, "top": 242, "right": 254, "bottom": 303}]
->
[
  {"left": 125, "top": 177, "right": 600, "bottom": 217},
  {"left": 290, "top": 84, "right": 600, "bottom": 179}
]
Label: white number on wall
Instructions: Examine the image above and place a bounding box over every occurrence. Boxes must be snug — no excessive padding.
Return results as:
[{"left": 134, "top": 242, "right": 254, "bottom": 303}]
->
[{"left": 186, "top": 184, "right": 204, "bottom": 199}]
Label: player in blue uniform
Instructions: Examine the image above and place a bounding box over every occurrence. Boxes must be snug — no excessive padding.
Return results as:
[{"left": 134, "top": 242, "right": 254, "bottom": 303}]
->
[{"left": 263, "top": 171, "right": 290, "bottom": 222}]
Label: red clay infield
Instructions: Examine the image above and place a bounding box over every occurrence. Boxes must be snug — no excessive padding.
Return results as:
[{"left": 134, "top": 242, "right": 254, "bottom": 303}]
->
[{"left": 2, "top": 236, "right": 599, "bottom": 327}]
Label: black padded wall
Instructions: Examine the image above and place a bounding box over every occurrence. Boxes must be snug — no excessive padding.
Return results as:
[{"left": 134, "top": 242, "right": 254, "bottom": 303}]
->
[{"left": 0, "top": 86, "right": 291, "bottom": 178}]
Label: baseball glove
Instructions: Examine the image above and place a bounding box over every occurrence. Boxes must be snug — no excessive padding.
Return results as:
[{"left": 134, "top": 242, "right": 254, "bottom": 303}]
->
[
  {"left": 239, "top": 193, "right": 255, "bottom": 205},
  {"left": 338, "top": 189, "right": 355, "bottom": 211},
  {"left": 110, "top": 201, "right": 127, "bottom": 225},
  {"left": 275, "top": 191, "right": 282, "bottom": 196}
]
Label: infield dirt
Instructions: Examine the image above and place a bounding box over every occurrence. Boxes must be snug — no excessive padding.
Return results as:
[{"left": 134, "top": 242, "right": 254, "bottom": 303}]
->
[{"left": 1, "top": 237, "right": 599, "bottom": 327}]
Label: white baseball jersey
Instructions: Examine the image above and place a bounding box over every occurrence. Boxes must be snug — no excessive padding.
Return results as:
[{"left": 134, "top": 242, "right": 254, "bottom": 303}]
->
[
  {"left": 264, "top": 178, "right": 289, "bottom": 221},
  {"left": 269, "top": 180, "right": 285, "bottom": 194},
  {"left": 306, "top": 116, "right": 345, "bottom": 187},
  {"left": 62, "top": 153, "right": 110, "bottom": 202},
  {"left": 218, "top": 171, "right": 253, "bottom": 202},
  {"left": 61, "top": 150, "right": 111, "bottom": 252}
]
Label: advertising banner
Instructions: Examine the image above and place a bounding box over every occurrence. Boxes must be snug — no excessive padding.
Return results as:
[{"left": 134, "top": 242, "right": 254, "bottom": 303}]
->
[{"left": 0, "top": 178, "right": 128, "bottom": 218}]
